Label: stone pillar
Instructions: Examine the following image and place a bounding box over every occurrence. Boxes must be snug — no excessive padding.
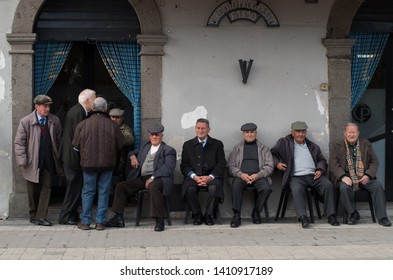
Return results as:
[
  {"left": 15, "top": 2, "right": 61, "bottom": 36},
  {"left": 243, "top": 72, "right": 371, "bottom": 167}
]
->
[
  {"left": 137, "top": 34, "right": 167, "bottom": 139},
  {"left": 323, "top": 38, "right": 356, "bottom": 152},
  {"left": 6, "top": 33, "right": 37, "bottom": 217}
]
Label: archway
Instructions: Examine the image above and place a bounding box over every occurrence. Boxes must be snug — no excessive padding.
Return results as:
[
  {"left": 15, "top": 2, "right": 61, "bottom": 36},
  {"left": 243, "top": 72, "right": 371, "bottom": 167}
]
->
[{"left": 7, "top": 0, "right": 166, "bottom": 217}]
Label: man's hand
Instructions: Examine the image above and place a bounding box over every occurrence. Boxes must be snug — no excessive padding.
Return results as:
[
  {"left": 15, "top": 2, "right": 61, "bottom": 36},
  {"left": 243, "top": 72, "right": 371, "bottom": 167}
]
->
[
  {"left": 276, "top": 162, "right": 287, "bottom": 171},
  {"left": 359, "top": 175, "right": 370, "bottom": 185},
  {"left": 341, "top": 176, "right": 353, "bottom": 186},
  {"left": 194, "top": 175, "right": 212, "bottom": 187},
  {"left": 314, "top": 170, "right": 322, "bottom": 180},
  {"left": 240, "top": 173, "right": 258, "bottom": 184},
  {"left": 145, "top": 177, "right": 154, "bottom": 188},
  {"left": 130, "top": 155, "right": 139, "bottom": 169}
]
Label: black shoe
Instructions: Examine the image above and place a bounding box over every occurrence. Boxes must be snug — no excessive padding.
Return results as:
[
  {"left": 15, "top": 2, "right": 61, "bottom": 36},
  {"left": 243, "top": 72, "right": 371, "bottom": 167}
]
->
[
  {"left": 30, "top": 217, "right": 36, "bottom": 224},
  {"left": 347, "top": 212, "right": 359, "bottom": 225},
  {"left": 59, "top": 219, "right": 79, "bottom": 225},
  {"left": 154, "top": 218, "right": 165, "bottom": 232},
  {"left": 328, "top": 214, "right": 340, "bottom": 226},
  {"left": 205, "top": 214, "right": 214, "bottom": 226},
  {"left": 34, "top": 218, "right": 52, "bottom": 226},
  {"left": 193, "top": 213, "right": 204, "bottom": 225},
  {"left": 230, "top": 214, "right": 241, "bottom": 228},
  {"left": 251, "top": 210, "right": 262, "bottom": 224},
  {"left": 298, "top": 215, "right": 310, "bottom": 228},
  {"left": 379, "top": 217, "right": 392, "bottom": 227},
  {"left": 105, "top": 214, "right": 125, "bottom": 228}
]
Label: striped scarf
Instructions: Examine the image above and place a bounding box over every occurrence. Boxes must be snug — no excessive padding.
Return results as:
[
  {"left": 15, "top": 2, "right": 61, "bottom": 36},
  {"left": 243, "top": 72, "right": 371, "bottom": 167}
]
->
[{"left": 345, "top": 139, "right": 364, "bottom": 191}]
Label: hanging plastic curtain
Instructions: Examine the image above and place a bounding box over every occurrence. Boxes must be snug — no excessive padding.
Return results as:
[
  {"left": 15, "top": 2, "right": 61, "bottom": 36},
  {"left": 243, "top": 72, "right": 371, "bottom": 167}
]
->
[
  {"left": 34, "top": 41, "right": 73, "bottom": 96},
  {"left": 97, "top": 41, "right": 141, "bottom": 147},
  {"left": 350, "top": 32, "right": 389, "bottom": 109}
]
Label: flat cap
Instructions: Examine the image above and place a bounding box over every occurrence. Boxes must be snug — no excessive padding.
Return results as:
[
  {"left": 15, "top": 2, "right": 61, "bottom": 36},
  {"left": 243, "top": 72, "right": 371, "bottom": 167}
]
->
[
  {"left": 291, "top": 121, "right": 308, "bottom": 130},
  {"left": 241, "top": 122, "right": 257, "bottom": 131},
  {"left": 147, "top": 123, "right": 164, "bottom": 134},
  {"left": 109, "top": 108, "right": 124, "bottom": 117},
  {"left": 34, "top": 95, "right": 53, "bottom": 105}
]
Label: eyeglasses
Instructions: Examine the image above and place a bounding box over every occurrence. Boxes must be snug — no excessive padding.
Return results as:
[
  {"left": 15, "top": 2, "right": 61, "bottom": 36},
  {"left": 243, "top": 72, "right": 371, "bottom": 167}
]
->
[
  {"left": 110, "top": 116, "right": 121, "bottom": 119},
  {"left": 149, "top": 133, "right": 162, "bottom": 137}
]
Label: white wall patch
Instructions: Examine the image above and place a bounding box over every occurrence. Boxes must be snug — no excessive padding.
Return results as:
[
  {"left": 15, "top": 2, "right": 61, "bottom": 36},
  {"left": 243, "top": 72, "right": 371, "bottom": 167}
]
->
[
  {"left": 0, "top": 76, "right": 5, "bottom": 101},
  {"left": 181, "top": 106, "right": 208, "bottom": 129},
  {"left": 0, "top": 50, "right": 5, "bottom": 69}
]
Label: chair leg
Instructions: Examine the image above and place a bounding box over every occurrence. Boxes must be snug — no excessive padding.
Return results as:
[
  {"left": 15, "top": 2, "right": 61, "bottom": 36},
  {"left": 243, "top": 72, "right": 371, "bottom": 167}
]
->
[
  {"left": 263, "top": 201, "right": 269, "bottom": 220},
  {"left": 184, "top": 203, "right": 191, "bottom": 224},
  {"left": 164, "top": 196, "right": 172, "bottom": 226},
  {"left": 135, "top": 191, "right": 145, "bottom": 226},
  {"left": 306, "top": 189, "right": 315, "bottom": 223},
  {"left": 214, "top": 204, "right": 222, "bottom": 225},
  {"left": 366, "top": 191, "right": 377, "bottom": 223},
  {"left": 281, "top": 190, "right": 290, "bottom": 218},
  {"left": 275, "top": 190, "right": 285, "bottom": 221}
]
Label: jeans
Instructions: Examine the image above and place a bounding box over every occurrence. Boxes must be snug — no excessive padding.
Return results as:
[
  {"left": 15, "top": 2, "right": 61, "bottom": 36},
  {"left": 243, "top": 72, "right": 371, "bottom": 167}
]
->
[{"left": 80, "top": 170, "right": 113, "bottom": 225}]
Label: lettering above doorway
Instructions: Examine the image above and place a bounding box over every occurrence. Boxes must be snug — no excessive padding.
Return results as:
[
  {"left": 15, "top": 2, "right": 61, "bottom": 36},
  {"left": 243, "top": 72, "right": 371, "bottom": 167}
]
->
[{"left": 207, "top": 0, "right": 280, "bottom": 27}]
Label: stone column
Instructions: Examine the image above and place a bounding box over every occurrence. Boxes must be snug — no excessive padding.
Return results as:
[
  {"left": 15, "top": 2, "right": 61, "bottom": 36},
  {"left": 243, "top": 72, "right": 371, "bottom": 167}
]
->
[
  {"left": 137, "top": 34, "right": 167, "bottom": 139},
  {"left": 6, "top": 33, "right": 37, "bottom": 217},
  {"left": 323, "top": 38, "right": 356, "bottom": 152}
]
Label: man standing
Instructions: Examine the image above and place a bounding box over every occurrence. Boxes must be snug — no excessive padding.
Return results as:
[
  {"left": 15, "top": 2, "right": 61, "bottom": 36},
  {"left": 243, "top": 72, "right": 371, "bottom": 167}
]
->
[
  {"left": 180, "top": 118, "right": 227, "bottom": 226},
  {"left": 330, "top": 122, "right": 391, "bottom": 226},
  {"left": 227, "top": 123, "right": 274, "bottom": 227},
  {"left": 271, "top": 121, "right": 339, "bottom": 228},
  {"left": 14, "top": 95, "right": 63, "bottom": 226},
  {"left": 106, "top": 123, "right": 176, "bottom": 232},
  {"left": 58, "top": 88, "right": 96, "bottom": 225},
  {"left": 109, "top": 108, "right": 134, "bottom": 182},
  {"left": 72, "top": 97, "right": 123, "bottom": 230}
]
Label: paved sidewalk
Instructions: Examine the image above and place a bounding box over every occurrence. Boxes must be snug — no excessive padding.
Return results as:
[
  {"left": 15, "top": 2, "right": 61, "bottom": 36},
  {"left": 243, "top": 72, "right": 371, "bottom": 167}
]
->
[{"left": 1, "top": 203, "right": 393, "bottom": 260}]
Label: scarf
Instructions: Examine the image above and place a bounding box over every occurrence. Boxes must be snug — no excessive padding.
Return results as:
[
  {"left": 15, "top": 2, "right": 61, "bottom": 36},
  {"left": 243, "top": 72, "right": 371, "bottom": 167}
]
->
[{"left": 345, "top": 139, "right": 364, "bottom": 191}]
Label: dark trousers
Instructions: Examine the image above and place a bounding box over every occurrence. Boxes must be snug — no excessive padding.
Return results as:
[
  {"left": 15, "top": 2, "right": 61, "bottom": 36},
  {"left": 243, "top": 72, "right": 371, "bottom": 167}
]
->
[
  {"left": 290, "top": 175, "right": 336, "bottom": 218},
  {"left": 111, "top": 176, "right": 165, "bottom": 218},
  {"left": 231, "top": 177, "right": 272, "bottom": 213},
  {"left": 183, "top": 178, "right": 221, "bottom": 216},
  {"left": 338, "top": 180, "right": 388, "bottom": 220},
  {"left": 58, "top": 165, "right": 83, "bottom": 223},
  {"left": 26, "top": 166, "right": 52, "bottom": 220}
]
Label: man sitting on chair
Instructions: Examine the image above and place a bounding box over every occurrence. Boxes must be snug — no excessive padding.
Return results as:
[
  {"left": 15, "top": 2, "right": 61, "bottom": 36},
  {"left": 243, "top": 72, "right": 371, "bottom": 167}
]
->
[{"left": 106, "top": 123, "right": 176, "bottom": 231}]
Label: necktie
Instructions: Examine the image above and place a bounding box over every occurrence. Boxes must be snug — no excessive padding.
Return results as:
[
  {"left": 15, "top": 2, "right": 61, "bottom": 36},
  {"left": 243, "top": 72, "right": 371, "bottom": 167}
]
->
[{"left": 40, "top": 118, "right": 45, "bottom": 137}]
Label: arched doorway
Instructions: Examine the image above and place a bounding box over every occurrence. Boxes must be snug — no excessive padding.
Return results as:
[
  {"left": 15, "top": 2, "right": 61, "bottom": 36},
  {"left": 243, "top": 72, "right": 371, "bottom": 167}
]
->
[{"left": 7, "top": 0, "right": 166, "bottom": 217}]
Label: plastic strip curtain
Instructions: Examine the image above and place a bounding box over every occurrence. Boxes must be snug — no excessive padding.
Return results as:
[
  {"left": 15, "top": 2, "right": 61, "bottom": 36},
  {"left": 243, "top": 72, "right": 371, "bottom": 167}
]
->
[
  {"left": 97, "top": 41, "right": 141, "bottom": 147},
  {"left": 34, "top": 41, "right": 73, "bottom": 96},
  {"left": 350, "top": 32, "right": 389, "bottom": 109}
]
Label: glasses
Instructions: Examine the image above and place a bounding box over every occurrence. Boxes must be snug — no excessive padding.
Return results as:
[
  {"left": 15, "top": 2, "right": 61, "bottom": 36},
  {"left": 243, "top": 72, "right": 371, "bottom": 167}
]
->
[
  {"left": 110, "top": 116, "right": 121, "bottom": 119},
  {"left": 149, "top": 133, "right": 162, "bottom": 137}
]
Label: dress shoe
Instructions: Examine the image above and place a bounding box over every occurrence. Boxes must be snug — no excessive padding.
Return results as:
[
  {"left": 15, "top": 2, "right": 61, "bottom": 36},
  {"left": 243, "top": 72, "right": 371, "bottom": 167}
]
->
[
  {"left": 77, "top": 222, "right": 91, "bottom": 230},
  {"left": 347, "top": 211, "right": 360, "bottom": 225},
  {"left": 105, "top": 214, "right": 125, "bottom": 228},
  {"left": 251, "top": 210, "right": 262, "bottom": 224},
  {"left": 298, "top": 215, "right": 310, "bottom": 228},
  {"left": 95, "top": 224, "right": 106, "bottom": 231},
  {"left": 379, "top": 217, "right": 392, "bottom": 227},
  {"left": 230, "top": 214, "right": 241, "bottom": 228},
  {"left": 204, "top": 214, "right": 214, "bottom": 226},
  {"left": 193, "top": 213, "right": 204, "bottom": 225},
  {"left": 154, "top": 218, "right": 165, "bottom": 232},
  {"left": 34, "top": 218, "right": 52, "bottom": 226},
  {"left": 30, "top": 217, "right": 36, "bottom": 224},
  {"left": 328, "top": 214, "right": 340, "bottom": 226}
]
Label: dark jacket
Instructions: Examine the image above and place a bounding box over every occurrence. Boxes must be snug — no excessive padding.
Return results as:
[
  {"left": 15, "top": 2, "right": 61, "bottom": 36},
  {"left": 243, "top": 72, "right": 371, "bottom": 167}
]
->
[
  {"left": 72, "top": 111, "right": 124, "bottom": 171},
  {"left": 329, "top": 138, "right": 379, "bottom": 184},
  {"left": 127, "top": 141, "right": 177, "bottom": 197},
  {"left": 271, "top": 134, "right": 327, "bottom": 188},
  {"left": 59, "top": 103, "right": 86, "bottom": 170}
]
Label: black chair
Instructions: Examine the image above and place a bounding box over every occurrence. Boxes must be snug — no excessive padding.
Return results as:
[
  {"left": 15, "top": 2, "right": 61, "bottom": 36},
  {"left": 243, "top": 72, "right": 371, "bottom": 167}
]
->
[
  {"left": 135, "top": 189, "right": 172, "bottom": 226},
  {"left": 275, "top": 186, "right": 322, "bottom": 223},
  {"left": 340, "top": 188, "right": 376, "bottom": 224},
  {"left": 184, "top": 187, "right": 222, "bottom": 224}
]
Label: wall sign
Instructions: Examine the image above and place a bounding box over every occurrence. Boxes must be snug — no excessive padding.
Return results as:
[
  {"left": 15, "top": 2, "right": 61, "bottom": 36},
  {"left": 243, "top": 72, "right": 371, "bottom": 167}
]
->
[
  {"left": 207, "top": 0, "right": 280, "bottom": 27},
  {"left": 352, "top": 103, "right": 372, "bottom": 123}
]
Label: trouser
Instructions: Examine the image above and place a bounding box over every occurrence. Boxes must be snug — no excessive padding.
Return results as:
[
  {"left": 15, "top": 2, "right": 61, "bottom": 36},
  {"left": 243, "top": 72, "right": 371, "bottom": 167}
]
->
[
  {"left": 338, "top": 180, "right": 388, "bottom": 220},
  {"left": 290, "top": 175, "right": 336, "bottom": 218},
  {"left": 26, "top": 166, "right": 52, "bottom": 220},
  {"left": 231, "top": 177, "right": 272, "bottom": 213},
  {"left": 111, "top": 176, "right": 166, "bottom": 218},
  {"left": 58, "top": 165, "right": 83, "bottom": 222}
]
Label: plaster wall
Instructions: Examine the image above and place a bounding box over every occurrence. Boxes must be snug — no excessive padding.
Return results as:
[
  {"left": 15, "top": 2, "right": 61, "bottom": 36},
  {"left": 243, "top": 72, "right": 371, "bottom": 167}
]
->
[{"left": 0, "top": 0, "right": 19, "bottom": 219}]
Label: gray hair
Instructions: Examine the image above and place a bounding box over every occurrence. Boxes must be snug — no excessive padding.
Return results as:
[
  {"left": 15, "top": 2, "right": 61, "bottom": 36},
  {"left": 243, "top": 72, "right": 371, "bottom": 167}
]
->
[
  {"left": 93, "top": 97, "right": 107, "bottom": 112},
  {"left": 345, "top": 122, "right": 359, "bottom": 131},
  {"left": 78, "top": 89, "right": 96, "bottom": 105}
]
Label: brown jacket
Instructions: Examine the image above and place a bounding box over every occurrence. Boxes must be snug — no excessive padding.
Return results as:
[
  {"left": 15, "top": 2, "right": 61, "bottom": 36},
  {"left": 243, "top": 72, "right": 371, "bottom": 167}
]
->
[
  {"left": 14, "top": 111, "right": 63, "bottom": 183},
  {"left": 329, "top": 138, "right": 379, "bottom": 184}
]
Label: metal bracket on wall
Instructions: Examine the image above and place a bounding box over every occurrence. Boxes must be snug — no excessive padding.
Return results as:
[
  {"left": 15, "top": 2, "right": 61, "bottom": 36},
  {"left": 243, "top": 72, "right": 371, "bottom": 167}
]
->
[{"left": 239, "top": 59, "right": 253, "bottom": 84}]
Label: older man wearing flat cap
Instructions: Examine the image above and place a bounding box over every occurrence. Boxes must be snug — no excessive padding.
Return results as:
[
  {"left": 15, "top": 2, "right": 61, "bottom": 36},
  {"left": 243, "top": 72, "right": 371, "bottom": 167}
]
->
[
  {"left": 106, "top": 123, "right": 176, "bottom": 231},
  {"left": 271, "top": 121, "right": 339, "bottom": 228},
  {"left": 14, "top": 94, "right": 64, "bottom": 226},
  {"left": 227, "top": 123, "right": 274, "bottom": 227}
]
